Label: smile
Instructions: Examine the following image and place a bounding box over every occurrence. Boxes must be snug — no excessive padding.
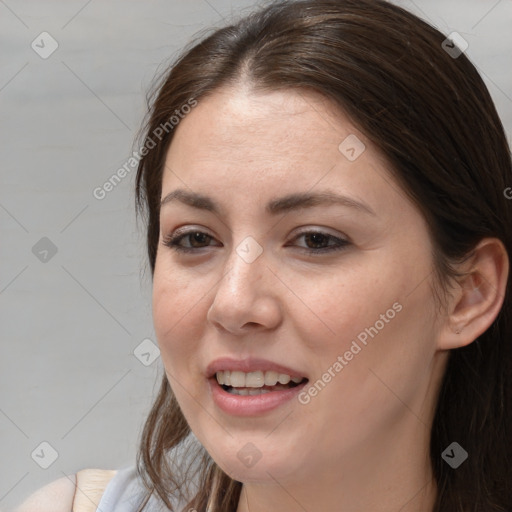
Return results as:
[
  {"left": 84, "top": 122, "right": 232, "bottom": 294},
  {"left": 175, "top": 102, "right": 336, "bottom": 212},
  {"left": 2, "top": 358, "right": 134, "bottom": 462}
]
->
[
  {"left": 209, "top": 372, "right": 309, "bottom": 416},
  {"left": 216, "top": 370, "right": 306, "bottom": 395}
]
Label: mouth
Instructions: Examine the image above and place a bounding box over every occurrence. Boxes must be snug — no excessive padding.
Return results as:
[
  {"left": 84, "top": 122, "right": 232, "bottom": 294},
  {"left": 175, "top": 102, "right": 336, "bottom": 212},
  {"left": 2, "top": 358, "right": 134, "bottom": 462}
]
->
[
  {"left": 215, "top": 370, "right": 308, "bottom": 396},
  {"left": 209, "top": 370, "right": 309, "bottom": 416},
  {"left": 206, "top": 358, "right": 309, "bottom": 415}
]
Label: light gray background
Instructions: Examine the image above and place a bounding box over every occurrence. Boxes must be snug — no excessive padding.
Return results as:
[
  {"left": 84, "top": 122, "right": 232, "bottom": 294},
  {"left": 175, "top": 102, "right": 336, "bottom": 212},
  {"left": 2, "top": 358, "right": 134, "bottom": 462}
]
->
[{"left": 1, "top": 0, "right": 511, "bottom": 509}]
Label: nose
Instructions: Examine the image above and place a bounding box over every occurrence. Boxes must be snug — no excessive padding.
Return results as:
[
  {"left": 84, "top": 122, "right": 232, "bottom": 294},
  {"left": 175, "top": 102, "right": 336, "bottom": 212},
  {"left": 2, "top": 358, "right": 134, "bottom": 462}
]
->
[{"left": 206, "top": 241, "right": 282, "bottom": 335}]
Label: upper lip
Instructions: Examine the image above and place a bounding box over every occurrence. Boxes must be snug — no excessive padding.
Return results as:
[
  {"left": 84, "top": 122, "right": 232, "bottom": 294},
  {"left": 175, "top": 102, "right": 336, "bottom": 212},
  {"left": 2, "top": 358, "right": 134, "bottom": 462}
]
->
[{"left": 206, "top": 357, "right": 308, "bottom": 380}]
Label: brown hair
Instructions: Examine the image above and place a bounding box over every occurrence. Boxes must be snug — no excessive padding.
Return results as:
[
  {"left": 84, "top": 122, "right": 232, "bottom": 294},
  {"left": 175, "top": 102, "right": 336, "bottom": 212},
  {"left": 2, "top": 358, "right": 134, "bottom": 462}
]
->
[{"left": 134, "top": 1, "right": 512, "bottom": 510}]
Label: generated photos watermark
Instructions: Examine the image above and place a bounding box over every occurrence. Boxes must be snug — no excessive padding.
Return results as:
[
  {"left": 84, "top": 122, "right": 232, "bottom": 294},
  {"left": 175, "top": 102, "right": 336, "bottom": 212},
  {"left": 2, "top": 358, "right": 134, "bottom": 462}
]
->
[
  {"left": 298, "top": 301, "right": 403, "bottom": 405},
  {"left": 93, "top": 98, "right": 198, "bottom": 200}
]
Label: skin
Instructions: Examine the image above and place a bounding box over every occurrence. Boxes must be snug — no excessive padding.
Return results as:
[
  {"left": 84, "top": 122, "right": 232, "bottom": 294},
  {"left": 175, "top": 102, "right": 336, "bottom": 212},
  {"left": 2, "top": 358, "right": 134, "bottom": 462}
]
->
[{"left": 152, "top": 84, "right": 509, "bottom": 512}]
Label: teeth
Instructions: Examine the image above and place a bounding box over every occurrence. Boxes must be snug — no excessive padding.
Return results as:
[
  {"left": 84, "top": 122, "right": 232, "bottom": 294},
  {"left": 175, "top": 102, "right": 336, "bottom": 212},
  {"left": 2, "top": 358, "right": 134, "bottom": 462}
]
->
[
  {"left": 229, "top": 387, "right": 272, "bottom": 396},
  {"left": 230, "top": 371, "right": 246, "bottom": 388},
  {"left": 278, "top": 374, "right": 291, "bottom": 385},
  {"left": 264, "top": 371, "right": 279, "bottom": 386},
  {"left": 215, "top": 370, "right": 304, "bottom": 388}
]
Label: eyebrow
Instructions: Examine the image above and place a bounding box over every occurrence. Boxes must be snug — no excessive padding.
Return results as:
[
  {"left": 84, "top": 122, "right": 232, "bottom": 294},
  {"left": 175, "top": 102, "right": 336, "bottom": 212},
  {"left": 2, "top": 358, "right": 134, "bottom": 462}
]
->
[{"left": 160, "top": 188, "right": 376, "bottom": 217}]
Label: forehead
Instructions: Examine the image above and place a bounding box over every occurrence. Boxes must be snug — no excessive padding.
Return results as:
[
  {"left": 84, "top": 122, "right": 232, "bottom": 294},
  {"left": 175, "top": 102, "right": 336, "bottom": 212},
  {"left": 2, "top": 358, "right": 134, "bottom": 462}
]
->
[
  {"left": 159, "top": 86, "right": 411, "bottom": 223},
  {"left": 165, "top": 86, "right": 355, "bottom": 166}
]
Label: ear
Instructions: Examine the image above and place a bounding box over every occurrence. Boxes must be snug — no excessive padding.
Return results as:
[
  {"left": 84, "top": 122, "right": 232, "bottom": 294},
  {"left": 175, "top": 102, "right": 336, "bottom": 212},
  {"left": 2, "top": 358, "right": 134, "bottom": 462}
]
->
[{"left": 437, "top": 237, "right": 509, "bottom": 350}]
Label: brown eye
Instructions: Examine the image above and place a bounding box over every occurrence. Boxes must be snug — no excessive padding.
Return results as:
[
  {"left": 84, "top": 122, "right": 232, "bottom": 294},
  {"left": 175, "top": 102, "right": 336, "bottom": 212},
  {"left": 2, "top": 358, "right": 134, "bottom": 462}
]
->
[
  {"left": 291, "top": 230, "right": 350, "bottom": 254},
  {"left": 162, "top": 229, "right": 350, "bottom": 255},
  {"left": 162, "top": 230, "right": 216, "bottom": 253}
]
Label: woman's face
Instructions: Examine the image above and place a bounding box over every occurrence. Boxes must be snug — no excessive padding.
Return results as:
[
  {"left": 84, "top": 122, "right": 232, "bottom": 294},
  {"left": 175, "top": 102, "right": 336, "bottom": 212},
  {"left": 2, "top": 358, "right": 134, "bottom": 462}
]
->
[{"left": 152, "top": 86, "right": 448, "bottom": 487}]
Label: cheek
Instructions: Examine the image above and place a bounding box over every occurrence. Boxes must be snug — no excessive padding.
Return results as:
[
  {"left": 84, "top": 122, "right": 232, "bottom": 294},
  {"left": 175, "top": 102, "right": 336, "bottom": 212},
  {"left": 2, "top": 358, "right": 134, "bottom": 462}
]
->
[
  {"left": 152, "top": 266, "right": 204, "bottom": 370},
  {"left": 298, "top": 282, "right": 436, "bottom": 456},
  {"left": 304, "top": 252, "right": 435, "bottom": 378},
  {"left": 298, "top": 265, "right": 402, "bottom": 354}
]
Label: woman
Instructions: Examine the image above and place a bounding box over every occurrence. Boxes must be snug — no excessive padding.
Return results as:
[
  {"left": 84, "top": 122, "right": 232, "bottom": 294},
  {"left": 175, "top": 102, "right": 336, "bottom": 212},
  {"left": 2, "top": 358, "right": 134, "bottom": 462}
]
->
[{"left": 17, "top": 0, "right": 512, "bottom": 511}]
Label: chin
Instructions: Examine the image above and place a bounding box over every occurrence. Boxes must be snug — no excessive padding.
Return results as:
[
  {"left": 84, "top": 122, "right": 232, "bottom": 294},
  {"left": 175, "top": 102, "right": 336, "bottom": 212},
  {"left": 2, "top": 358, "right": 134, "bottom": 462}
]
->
[
  {"left": 207, "top": 440, "right": 304, "bottom": 484},
  {"left": 217, "top": 456, "right": 287, "bottom": 483}
]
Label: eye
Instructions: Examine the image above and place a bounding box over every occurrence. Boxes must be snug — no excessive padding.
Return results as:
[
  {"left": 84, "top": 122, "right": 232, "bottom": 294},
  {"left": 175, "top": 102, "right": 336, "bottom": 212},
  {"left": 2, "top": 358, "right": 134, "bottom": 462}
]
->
[
  {"left": 290, "top": 230, "right": 350, "bottom": 254},
  {"left": 162, "top": 229, "right": 218, "bottom": 253},
  {"left": 161, "top": 228, "right": 350, "bottom": 255}
]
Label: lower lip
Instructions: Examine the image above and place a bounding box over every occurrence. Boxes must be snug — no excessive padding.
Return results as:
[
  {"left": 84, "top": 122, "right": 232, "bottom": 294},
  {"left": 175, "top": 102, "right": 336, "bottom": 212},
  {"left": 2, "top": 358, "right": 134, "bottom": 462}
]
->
[{"left": 209, "top": 377, "right": 308, "bottom": 416}]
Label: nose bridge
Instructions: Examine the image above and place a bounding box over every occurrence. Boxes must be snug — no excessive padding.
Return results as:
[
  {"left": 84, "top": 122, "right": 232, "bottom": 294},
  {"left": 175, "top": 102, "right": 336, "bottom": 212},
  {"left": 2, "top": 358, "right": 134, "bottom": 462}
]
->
[
  {"left": 221, "top": 235, "right": 266, "bottom": 295},
  {"left": 207, "top": 234, "right": 277, "bottom": 332}
]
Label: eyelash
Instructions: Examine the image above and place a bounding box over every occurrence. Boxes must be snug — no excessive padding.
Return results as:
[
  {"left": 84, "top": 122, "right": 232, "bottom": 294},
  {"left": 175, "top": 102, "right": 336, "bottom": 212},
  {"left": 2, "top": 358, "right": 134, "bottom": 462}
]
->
[{"left": 161, "top": 229, "right": 350, "bottom": 255}]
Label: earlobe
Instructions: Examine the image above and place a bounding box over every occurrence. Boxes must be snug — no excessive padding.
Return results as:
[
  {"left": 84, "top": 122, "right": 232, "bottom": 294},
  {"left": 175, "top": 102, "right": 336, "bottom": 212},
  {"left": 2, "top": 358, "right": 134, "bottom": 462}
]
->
[{"left": 437, "top": 238, "right": 509, "bottom": 351}]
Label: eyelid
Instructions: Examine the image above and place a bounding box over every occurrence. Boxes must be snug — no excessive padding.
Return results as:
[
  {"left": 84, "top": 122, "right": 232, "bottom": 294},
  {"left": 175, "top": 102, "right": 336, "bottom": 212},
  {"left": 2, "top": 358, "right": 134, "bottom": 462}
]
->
[
  {"left": 165, "top": 225, "right": 347, "bottom": 241},
  {"left": 293, "top": 226, "right": 350, "bottom": 241}
]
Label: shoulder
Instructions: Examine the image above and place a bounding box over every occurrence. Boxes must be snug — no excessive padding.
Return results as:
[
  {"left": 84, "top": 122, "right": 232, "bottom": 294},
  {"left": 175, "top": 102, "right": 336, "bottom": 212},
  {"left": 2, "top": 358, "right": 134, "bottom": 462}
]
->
[
  {"left": 14, "top": 469, "right": 118, "bottom": 512},
  {"left": 13, "top": 474, "right": 76, "bottom": 512}
]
